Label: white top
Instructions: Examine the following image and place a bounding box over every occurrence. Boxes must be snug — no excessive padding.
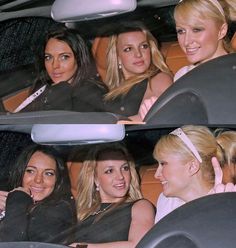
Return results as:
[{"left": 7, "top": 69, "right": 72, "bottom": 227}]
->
[
  {"left": 174, "top": 65, "right": 196, "bottom": 82},
  {"left": 155, "top": 193, "right": 185, "bottom": 223}
]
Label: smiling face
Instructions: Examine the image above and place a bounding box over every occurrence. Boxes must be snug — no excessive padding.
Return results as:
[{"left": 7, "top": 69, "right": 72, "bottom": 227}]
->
[
  {"left": 175, "top": 15, "right": 227, "bottom": 65},
  {"left": 44, "top": 38, "right": 78, "bottom": 84},
  {"left": 22, "top": 151, "right": 57, "bottom": 202},
  {"left": 117, "top": 31, "right": 151, "bottom": 79},
  {"left": 154, "top": 152, "right": 191, "bottom": 199},
  {"left": 95, "top": 151, "right": 131, "bottom": 203}
]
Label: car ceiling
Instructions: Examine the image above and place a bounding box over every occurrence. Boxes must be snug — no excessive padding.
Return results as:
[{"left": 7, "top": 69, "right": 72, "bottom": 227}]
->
[{"left": 0, "top": 0, "right": 178, "bottom": 21}]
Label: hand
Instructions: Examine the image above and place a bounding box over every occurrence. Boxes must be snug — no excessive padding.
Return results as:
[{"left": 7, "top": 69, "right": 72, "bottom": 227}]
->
[
  {"left": 10, "top": 187, "right": 31, "bottom": 196},
  {"left": 138, "top": 96, "right": 157, "bottom": 120},
  {"left": 209, "top": 157, "right": 236, "bottom": 194},
  {"left": 0, "top": 191, "right": 8, "bottom": 211}
]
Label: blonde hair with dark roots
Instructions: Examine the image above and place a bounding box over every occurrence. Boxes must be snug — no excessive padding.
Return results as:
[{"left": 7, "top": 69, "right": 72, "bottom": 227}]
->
[
  {"left": 153, "top": 125, "right": 223, "bottom": 186},
  {"left": 174, "top": 0, "right": 236, "bottom": 53},
  {"left": 104, "top": 23, "right": 171, "bottom": 100},
  {"left": 215, "top": 130, "right": 236, "bottom": 166},
  {"left": 76, "top": 143, "right": 142, "bottom": 221}
]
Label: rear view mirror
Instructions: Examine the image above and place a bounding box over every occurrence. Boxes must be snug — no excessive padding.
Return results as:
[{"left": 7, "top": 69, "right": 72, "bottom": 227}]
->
[
  {"left": 51, "top": 0, "right": 137, "bottom": 22},
  {"left": 31, "top": 124, "right": 125, "bottom": 145}
]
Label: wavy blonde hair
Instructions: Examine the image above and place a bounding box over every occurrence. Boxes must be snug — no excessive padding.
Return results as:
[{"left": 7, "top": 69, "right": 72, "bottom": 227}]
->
[
  {"left": 153, "top": 125, "right": 223, "bottom": 187},
  {"left": 174, "top": 0, "right": 236, "bottom": 53},
  {"left": 104, "top": 22, "right": 171, "bottom": 100},
  {"left": 76, "top": 142, "right": 142, "bottom": 221}
]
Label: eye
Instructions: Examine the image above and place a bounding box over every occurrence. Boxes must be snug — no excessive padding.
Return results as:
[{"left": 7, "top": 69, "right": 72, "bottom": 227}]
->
[
  {"left": 192, "top": 27, "right": 204, "bottom": 33},
  {"left": 123, "top": 47, "right": 132, "bottom": 52},
  {"left": 105, "top": 168, "right": 113, "bottom": 174},
  {"left": 140, "top": 43, "right": 149, "bottom": 49},
  {"left": 25, "top": 168, "right": 35, "bottom": 174},
  {"left": 60, "top": 54, "right": 70, "bottom": 60},
  {"left": 176, "top": 28, "right": 185, "bottom": 35},
  {"left": 44, "top": 54, "right": 52, "bottom": 61},
  {"left": 122, "top": 164, "right": 130, "bottom": 171},
  {"left": 45, "top": 171, "right": 55, "bottom": 176}
]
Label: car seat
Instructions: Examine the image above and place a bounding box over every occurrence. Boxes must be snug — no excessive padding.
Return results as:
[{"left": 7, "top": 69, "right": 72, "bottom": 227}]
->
[
  {"left": 136, "top": 192, "right": 236, "bottom": 248},
  {"left": 91, "top": 38, "right": 189, "bottom": 82},
  {"left": 144, "top": 53, "right": 236, "bottom": 125}
]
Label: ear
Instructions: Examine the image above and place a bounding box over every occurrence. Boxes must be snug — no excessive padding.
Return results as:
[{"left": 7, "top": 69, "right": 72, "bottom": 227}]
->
[
  {"left": 188, "top": 159, "right": 200, "bottom": 176},
  {"left": 218, "top": 23, "right": 228, "bottom": 40}
]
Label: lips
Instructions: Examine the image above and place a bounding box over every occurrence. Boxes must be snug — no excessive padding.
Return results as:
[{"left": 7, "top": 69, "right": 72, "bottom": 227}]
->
[
  {"left": 51, "top": 72, "right": 63, "bottom": 78},
  {"left": 30, "top": 186, "right": 45, "bottom": 193},
  {"left": 185, "top": 47, "right": 199, "bottom": 55},
  {"left": 133, "top": 61, "right": 144, "bottom": 66},
  {"left": 113, "top": 183, "right": 126, "bottom": 190}
]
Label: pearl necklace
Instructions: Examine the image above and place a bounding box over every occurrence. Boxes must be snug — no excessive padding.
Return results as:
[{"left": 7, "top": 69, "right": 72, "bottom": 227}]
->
[{"left": 92, "top": 203, "right": 113, "bottom": 216}]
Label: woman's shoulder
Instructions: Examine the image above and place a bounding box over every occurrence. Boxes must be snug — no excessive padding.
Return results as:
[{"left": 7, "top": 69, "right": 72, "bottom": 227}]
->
[
  {"left": 149, "top": 71, "right": 173, "bottom": 96},
  {"left": 132, "top": 198, "right": 156, "bottom": 212},
  {"left": 174, "top": 65, "right": 195, "bottom": 82},
  {"left": 155, "top": 193, "right": 184, "bottom": 222}
]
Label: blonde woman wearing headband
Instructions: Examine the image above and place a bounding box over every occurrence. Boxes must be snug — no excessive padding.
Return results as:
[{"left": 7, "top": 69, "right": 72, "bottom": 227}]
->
[
  {"left": 153, "top": 125, "right": 236, "bottom": 222},
  {"left": 174, "top": 0, "right": 236, "bottom": 81}
]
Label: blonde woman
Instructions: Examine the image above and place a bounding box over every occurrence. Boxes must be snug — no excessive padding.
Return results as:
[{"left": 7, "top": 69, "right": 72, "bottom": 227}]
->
[
  {"left": 153, "top": 125, "right": 236, "bottom": 223},
  {"left": 174, "top": 0, "right": 236, "bottom": 81},
  {"left": 103, "top": 22, "right": 173, "bottom": 121},
  {"left": 70, "top": 143, "right": 155, "bottom": 248},
  {"left": 215, "top": 130, "right": 236, "bottom": 184}
]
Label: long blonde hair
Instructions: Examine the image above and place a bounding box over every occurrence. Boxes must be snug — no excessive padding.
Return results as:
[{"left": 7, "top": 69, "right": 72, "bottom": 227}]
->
[
  {"left": 174, "top": 0, "right": 236, "bottom": 53},
  {"left": 76, "top": 142, "right": 142, "bottom": 221},
  {"left": 104, "top": 22, "right": 171, "bottom": 100},
  {"left": 153, "top": 125, "right": 223, "bottom": 186}
]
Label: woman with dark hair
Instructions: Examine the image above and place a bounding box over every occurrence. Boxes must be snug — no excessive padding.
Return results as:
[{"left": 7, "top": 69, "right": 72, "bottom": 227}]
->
[
  {"left": 0, "top": 144, "right": 76, "bottom": 242},
  {"left": 13, "top": 27, "right": 107, "bottom": 113}
]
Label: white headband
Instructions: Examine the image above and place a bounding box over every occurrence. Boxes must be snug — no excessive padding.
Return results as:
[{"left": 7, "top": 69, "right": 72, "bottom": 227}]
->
[
  {"left": 208, "top": 0, "right": 225, "bottom": 17},
  {"left": 178, "top": 0, "right": 225, "bottom": 17},
  {"left": 170, "top": 128, "right": 203, "bottom": 163}
]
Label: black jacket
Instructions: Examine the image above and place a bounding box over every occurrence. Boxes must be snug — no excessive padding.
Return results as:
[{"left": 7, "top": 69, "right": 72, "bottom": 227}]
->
[{"left": 0, "top": 191, "right": 76, "bottom": 243}]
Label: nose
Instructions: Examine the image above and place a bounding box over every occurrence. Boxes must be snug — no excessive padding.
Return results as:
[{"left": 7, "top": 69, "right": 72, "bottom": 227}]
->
[
  {"left": 34, "top": 172, "right": 43, "bottom": 184},
  {"left": 52, "top": 58, "right": 60, "bottom": 69},
  {"left": 183, "top": 31, "right": 193, "bottom": 47},
  {"left": 134, "top": 48, "right": 142, "bottom": 58},
  {"left": 116, "top": 170, "right": 125, "bottom": 180},
  {"left": 154, "top": 164, "right": 162, "bottom": 179}
]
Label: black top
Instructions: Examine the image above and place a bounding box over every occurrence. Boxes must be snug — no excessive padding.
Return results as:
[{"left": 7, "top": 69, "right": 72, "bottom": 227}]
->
[
  {"left": 57, "top": 200, "right": 146, "bottom": 245},
  {"left": 103, "top": 79, "right": 148, "bottom": 116},
  {"left": 0, "top": 191, "right": 76, "bottom": 242},
  {"left": 21, "top": 82, "right": 73, "bottom": 112},
  {"left": 72, "top": 78, "right": 108, "bottom": 112},
  {"left": 20, "top": 79, "right": 108, "bottom": 113}
]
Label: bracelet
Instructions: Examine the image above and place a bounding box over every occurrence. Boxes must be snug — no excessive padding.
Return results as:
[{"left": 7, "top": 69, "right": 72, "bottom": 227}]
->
[{"left": 76, "top": 244, "right": 88, "bottom": 248}]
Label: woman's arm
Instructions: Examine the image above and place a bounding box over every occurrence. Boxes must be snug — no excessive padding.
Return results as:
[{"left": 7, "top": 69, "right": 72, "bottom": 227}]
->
[
  {"left": 0, "top": 190, "right": 8, "bottom": 212},
  {"left": 70, "top": 199, "right": 155, "bottom": 248},
  {"left": 0, "top": 190, "right": 33, "bottom": 241},
  {"left": 33, "top": 200, "right": 76, "bottom": 243}
]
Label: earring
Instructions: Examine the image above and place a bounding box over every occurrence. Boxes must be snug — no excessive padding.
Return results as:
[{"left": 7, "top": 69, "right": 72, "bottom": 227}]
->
[
  {"left": 118, "top": 63, "right": 122, "bottom": 69},
  {"left": 96, "top": 185, "right": 99, "bottom": 191}
]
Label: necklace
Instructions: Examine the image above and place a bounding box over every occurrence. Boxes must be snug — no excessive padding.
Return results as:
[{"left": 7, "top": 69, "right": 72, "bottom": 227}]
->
[{"left": 92, "top": 203, "right": 113, "bottom": 216}]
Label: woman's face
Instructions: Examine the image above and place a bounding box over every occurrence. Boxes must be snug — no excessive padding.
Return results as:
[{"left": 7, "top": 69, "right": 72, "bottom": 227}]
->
[
  {"left": 175, "top": 15, "right": 227, "bottom": 65},
  {"left": 154, "top": 152, "right": 191, "bottom": 199},
  {"left": 95, "top": 151, "right": 131, "bottom": 203},
  {"left": 44, "top": 38, "right": 78, "bottom": 84},
  {"left": 22, "top": 151, "right": 57, "bottom": 202},
  {"left": 117, "top": 31, "right": 151, "bottom": 79}
]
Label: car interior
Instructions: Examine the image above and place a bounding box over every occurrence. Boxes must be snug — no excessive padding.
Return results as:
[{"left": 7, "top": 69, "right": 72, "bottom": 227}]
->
[
  {"left": 0, "top": 0, "right": 236, "bottom": 247},
  {"left": 0, "top": 0, "right": 235, "bottom": 124}
]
